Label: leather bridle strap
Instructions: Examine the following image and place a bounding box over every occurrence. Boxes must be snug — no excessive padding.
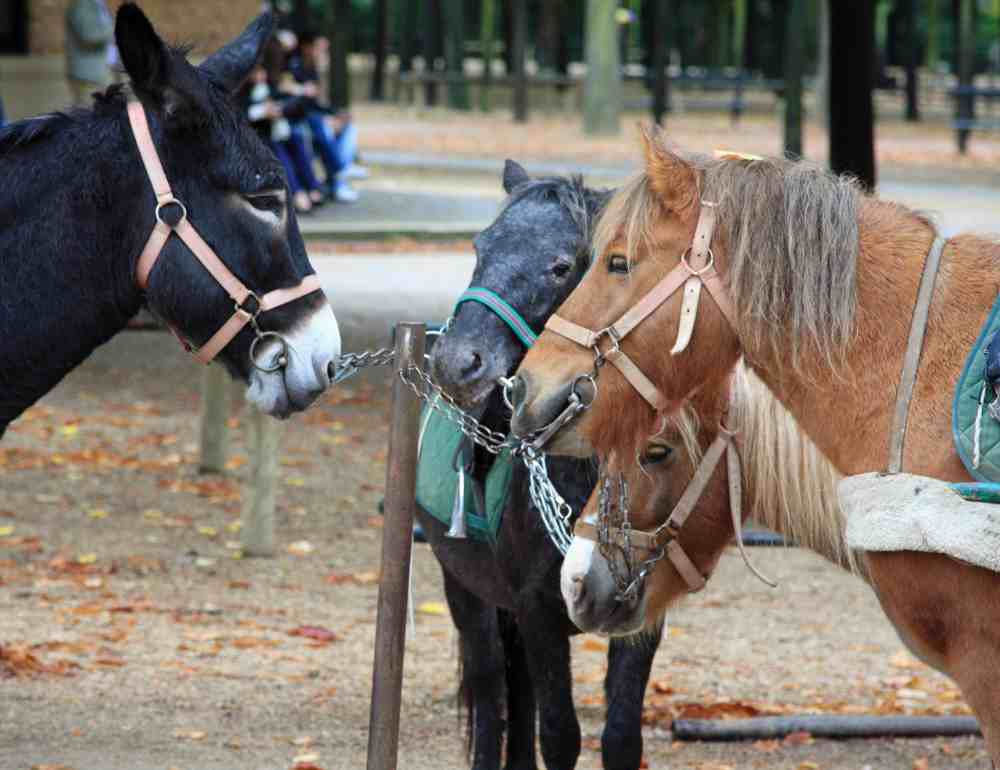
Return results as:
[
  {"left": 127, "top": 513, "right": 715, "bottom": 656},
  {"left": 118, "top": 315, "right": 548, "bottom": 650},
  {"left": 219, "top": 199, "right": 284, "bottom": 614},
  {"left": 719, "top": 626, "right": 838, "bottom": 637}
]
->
[
  {"left": 127, "top": 100, "right": 321, "bottom": 365},
  {"left": 887, "top": 233, "right": 947, "bottom": 474},
  {"left": 545, "top": 201, "right": 735, "bottom": 412}
]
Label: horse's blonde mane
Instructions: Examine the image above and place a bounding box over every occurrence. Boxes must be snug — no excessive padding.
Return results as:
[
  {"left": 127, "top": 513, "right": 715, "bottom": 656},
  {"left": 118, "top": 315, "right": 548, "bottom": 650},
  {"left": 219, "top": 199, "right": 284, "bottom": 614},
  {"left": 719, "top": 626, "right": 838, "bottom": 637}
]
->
[
  {"left": 593, "top": 153, "right": 865, "bottom": 369},
  {"left": 729, "top": 364, "right": 864, "bottom": 575}
]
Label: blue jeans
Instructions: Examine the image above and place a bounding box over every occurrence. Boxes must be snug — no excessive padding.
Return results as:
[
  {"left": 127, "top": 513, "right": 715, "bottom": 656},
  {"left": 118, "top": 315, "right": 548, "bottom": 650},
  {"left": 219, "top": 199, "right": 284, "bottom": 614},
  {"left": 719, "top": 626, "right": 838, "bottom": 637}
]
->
[
  {"left": 270, "top": 131, "right": 320, "bottom": 194},
  {"left": 295, "top": 113, "right": 358, "bottom": 192}
]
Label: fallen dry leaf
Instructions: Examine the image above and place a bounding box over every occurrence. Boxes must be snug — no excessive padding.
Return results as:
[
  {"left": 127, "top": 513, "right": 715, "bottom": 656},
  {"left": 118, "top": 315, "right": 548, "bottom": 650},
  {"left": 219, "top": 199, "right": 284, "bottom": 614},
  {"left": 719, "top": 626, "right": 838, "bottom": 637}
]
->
[
  {"left": 174, "top": 729, "right": 207, "bottom": 741},
  {"left": 416, "top": 601, "right": 447, "bottom": 616},
  {"left": 287, "top": 540, "right": 314, "bottom": 556},
  {"left": 288, "top": 626, "right": 338, "bottom": 643}
]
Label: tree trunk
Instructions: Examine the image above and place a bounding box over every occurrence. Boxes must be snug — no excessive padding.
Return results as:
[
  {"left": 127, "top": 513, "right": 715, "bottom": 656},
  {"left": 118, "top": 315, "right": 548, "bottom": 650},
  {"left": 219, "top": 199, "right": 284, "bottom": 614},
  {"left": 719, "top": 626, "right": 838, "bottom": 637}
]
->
[
  {"left": 442, "top": 0, "right": 469, "bottom": 109},
  {"left": 370, "top": 0, "right": 388, "bottom": 101},
  {"left": 829, "top": 0, "right": 876, "bottom": 190},
  {"left": 902, "top": 0, "right": 919, "bottom": 121},
  {"left": 815, "top": 0, "right": 830, "bottom": 132},
  {"left": 583, "top": 0, "right": 621, "bottom": 135},
  {"left": 925, "top": 0, "right": 939, "bottom": 69},
  {"left": 327, "top": 0, "right": 352, "bottom": 109},
  {"left": 650, "top": 0, "right": 671, "bottom": 125},
  {"left": 956, "top": 0, "right": 975, "bottom": 153},
  {"left": 511, "top": 0, "right": 528, "bottom": 123},
  {"left": 479, "top": 0, "right": 496, "bottom": 111},
  {"left": 424, "top": 0, "right": 444, "bottom": 106},
  {"left": 783, "top": 0, "right": 805, "bottom": 156}
]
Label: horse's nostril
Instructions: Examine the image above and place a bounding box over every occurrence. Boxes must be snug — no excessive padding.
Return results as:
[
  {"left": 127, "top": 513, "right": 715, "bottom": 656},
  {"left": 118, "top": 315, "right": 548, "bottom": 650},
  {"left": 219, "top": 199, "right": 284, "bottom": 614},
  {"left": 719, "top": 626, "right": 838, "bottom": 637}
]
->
[
  {"left": 570, "top": 574, "right": 587, "bottom": 606},
  {"left": 461, "top": 351, "right": 484, "bottom": 379},
  {"left": 326, "top": 359, "right": 337, "bottom": 383}
]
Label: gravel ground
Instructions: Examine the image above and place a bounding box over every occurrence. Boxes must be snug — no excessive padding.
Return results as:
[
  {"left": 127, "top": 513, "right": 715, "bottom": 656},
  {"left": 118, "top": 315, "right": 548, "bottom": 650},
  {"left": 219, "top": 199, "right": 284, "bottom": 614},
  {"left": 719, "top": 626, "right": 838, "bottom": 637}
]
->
[{"left": 0, "top": 332, "right": 990, "bottom": 770}]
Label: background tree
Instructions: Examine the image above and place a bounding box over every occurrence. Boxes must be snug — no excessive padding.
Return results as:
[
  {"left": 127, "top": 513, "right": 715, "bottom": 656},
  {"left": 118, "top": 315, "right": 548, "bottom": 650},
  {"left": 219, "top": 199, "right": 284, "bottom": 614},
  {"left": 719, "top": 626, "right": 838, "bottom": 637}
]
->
[
  {"left": 783, "top": 0, "right": 805, "bottom": 156},
  {"left": 583, "top": 0, "right": 621, "bottom": 134},
  {"left": 327, "top": 0, "right": 352, "bottom": 109},
  {"left": 829, "top": 0, "right": 876, "bottom": 190},
  {"left": 370, "top": 0, "right": 388, "bottom": 101},
  {"left": 442, "top": 0, "right": 470, "bottom": 109}
]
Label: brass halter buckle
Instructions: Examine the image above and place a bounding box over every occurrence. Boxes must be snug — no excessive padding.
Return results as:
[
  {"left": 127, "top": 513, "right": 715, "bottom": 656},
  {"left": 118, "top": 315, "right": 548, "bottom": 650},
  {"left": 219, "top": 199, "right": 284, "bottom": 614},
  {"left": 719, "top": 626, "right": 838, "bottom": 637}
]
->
[{"left": 590, "top": 326, "right": 622, "bottom": 370}]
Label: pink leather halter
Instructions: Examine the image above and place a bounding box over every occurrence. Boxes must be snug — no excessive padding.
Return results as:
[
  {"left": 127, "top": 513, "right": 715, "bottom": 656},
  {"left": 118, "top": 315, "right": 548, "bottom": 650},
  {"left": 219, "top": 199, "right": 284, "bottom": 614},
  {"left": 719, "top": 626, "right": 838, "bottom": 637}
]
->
[
  {"left": 545, "top": 200, "right": 736, "bottom": 411},
  {"left": 127, "top": 100, "right": 322, "bottom": 367}
]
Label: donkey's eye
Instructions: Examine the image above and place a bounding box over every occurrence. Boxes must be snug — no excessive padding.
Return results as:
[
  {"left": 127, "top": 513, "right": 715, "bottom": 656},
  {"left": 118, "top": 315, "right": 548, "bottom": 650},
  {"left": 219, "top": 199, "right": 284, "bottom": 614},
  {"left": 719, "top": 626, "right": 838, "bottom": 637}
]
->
[
  {"left": 246, "top": 193, "right": 285, "bottom": 213},
  {"left": 608, "top": 255, "right": 629, "bottom": 274},
  {"left": 641, "top": 444, "right": 673, "bottom": 465},
  {"left": 552, "top": 261, "right": 572, "bottom": 278}
]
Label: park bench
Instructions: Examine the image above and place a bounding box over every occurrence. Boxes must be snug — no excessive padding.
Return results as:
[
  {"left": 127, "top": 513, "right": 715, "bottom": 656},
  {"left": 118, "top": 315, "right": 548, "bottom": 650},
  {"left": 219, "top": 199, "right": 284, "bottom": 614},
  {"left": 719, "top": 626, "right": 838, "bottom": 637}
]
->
[{"left": 949, "top": 85, "right": 1000, "bottom": 152}]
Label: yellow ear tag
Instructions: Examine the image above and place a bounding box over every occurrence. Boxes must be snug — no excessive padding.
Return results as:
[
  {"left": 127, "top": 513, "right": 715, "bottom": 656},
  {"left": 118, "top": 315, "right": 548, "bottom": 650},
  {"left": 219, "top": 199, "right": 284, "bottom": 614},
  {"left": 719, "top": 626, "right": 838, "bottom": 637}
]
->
[{"left": 713, "top": 149, "right": 765, "bottom": 161}]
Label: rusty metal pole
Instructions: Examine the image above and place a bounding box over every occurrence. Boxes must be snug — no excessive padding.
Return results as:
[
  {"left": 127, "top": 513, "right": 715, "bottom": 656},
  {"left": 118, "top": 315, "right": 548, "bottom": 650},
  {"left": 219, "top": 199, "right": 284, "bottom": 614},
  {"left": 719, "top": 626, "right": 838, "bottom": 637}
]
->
[{"left": 366, "top": 323, "right": 426, "bottom": 770}]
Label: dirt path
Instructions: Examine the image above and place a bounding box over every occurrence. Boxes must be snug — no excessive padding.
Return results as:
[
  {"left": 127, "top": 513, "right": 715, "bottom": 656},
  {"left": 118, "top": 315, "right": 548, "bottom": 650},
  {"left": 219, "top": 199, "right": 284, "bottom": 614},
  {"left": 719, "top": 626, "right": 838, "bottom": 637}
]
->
[{"left": 0, "top": 332, "right": 989, "bottom": 770}]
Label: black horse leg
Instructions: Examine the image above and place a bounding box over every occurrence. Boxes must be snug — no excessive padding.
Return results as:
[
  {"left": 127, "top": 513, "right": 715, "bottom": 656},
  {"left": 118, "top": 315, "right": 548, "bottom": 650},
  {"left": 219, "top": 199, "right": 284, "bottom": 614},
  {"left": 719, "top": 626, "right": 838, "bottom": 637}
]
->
[
  {"left": 443, "top": 568, "right": 506, "bottom": 770},
  {"left": 500, "top": 610, "right": 539, "bottom": 770},
  {"left": 516, "top": 602, "right": 581, "bottom": 770},
  {"left": 601, "top": 623, "right": 663, "bottom": 770}
]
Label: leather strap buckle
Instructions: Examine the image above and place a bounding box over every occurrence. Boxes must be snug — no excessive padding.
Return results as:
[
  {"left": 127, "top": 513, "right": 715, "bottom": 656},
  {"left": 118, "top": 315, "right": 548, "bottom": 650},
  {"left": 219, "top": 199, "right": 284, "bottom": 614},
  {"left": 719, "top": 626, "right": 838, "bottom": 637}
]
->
[{"left": 235, "top": 291, "right": 263, "bottom": 322}]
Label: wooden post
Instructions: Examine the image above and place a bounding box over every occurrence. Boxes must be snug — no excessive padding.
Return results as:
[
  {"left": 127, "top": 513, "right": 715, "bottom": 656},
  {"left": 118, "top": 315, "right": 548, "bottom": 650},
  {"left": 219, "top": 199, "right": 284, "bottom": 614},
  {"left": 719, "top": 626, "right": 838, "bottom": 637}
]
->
[
  {"left": 956, "top": 0, "right": 975, "bottom": 153},
  {"left": 479, "top": 0, "right": 496, "bottom": 112},
  {"left": 783, "top": 0, "right": 805, "bottom": 156},
  {"left": 815, "top": 0, "right": 830, "bottom": 132},
  {"left": 198, "top": 366, "right": 230, "bottom": 474},
  {"left": 511, "top": 0, "right": 528, "bottom": 123},
  {"left": 365, "top": 323, "right": 426, "bottom": 770},
  {"left": 650, "top": 0, "right": 670, "bottom": 125},
  {"left": 583, "top": 0, "right": 621, "bottom": 135},
  {"left": 241, "top": 407, "right": 282, "bottom": 557}
]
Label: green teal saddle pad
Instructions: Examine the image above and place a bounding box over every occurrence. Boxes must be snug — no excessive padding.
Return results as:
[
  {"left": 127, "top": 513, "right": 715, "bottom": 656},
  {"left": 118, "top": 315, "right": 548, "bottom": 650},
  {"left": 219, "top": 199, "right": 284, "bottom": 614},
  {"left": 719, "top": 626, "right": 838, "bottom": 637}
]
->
[
  {"left": 953, "top": 294, "right": 1000, "bottom": 481},
  {"left": 415, "top": 403, "right": 514, "bottom": 543}
]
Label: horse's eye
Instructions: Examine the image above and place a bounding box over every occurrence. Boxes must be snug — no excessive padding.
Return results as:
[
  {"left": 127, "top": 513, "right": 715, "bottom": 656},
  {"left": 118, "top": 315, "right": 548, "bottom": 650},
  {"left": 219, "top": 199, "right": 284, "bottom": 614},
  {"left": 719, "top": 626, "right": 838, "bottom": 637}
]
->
[
  {"left": 552, "top": 262, "right": 572, "bottom": 278},
  {"left": 641, "top": 444, "right": 673, "bottom": 465},
  {"left": 608, "top": 255, "right": 629, "bottom": 274},
  {"left": 246, "top": 193, "right": 285, "bottom": 213}
]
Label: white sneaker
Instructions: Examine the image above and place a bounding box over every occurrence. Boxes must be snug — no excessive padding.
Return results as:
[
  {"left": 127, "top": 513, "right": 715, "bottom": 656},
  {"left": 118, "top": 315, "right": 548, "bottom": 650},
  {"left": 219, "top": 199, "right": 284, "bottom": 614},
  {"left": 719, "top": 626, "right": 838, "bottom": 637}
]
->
[
  {"left": 333, "top": 185, "right": 360, "bottom": 203},
  {"left": 342, "top": 163, "right": 370, "bottom": 180}
]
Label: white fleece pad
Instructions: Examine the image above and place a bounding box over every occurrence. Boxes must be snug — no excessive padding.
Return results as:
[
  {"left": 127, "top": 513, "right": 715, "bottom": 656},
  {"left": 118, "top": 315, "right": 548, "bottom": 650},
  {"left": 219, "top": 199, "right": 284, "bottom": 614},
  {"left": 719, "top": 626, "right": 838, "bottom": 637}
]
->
[{"left": 842, "top": 472, "right": 1000, "bottom": 573}]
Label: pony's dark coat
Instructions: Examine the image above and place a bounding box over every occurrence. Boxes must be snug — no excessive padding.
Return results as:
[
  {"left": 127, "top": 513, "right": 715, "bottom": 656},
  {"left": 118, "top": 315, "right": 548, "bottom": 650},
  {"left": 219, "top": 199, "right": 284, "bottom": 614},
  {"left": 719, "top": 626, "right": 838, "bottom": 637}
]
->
[{"left": 422, "top": 164, "right": 661, "bottom": 770}]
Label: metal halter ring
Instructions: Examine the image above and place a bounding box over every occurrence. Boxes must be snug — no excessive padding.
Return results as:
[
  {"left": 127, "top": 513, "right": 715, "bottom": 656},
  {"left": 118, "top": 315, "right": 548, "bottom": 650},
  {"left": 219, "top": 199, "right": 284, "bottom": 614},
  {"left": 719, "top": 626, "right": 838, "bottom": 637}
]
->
[
  {"left": 249, "top": 331, "right": 291, "bottom": 373},
  {"left": 680, "top": 246, "right": 715, "bottom": 277},
  {"left": 155, "top": 198, "right": 188, "bottom": 227},
  {"left": 499, "top": 376, "right": 516, "bottom": 411},
  {"left": 571, "top": 373, "right": 598, "bottom": 408}
]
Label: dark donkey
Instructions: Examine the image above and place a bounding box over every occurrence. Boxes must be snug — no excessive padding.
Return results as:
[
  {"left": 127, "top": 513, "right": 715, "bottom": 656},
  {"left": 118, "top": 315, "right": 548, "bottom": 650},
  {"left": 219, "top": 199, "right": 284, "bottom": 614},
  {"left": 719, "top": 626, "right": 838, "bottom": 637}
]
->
[
  {"left": 423, "top": 162, "right": 661, "bottom": 770},
  {"left": 0, "top": 4, "right": 340, "bottom": 439}
]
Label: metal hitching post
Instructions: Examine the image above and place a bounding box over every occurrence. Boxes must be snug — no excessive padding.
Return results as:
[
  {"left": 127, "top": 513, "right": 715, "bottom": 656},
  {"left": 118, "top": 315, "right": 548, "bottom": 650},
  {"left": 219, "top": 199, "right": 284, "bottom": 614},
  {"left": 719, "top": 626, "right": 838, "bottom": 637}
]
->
[{"left": 366, "top": 322, "right": 425, "bottom": 770}]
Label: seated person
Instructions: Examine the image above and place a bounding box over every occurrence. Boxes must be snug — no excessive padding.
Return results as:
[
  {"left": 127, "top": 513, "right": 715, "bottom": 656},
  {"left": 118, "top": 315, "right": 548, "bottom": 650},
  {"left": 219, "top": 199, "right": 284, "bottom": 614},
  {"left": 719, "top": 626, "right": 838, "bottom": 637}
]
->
[
  {"left": 284, "top": 33, "right": 365, "bottom": 203},
  {"left": 239, "top": 54, "right": 325, "bottom": 215}
]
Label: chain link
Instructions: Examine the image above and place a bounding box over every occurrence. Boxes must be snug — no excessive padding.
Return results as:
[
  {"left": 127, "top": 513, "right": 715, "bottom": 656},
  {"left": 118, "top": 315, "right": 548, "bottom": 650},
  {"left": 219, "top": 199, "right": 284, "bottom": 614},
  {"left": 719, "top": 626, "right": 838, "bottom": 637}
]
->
[
  {"left": 597, "top": 468, "right": 664, "bottom": 604},
  {"left": 332, "top": 341, "right": 581, "bottom": 552}
]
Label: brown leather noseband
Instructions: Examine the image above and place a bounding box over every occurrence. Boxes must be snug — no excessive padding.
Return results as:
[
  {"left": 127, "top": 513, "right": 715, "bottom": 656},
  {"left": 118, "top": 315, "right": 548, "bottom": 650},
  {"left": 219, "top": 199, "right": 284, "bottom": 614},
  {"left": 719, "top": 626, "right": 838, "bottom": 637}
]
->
[{"left": 127, "top": 100, "right": 322, "bottom": 367}]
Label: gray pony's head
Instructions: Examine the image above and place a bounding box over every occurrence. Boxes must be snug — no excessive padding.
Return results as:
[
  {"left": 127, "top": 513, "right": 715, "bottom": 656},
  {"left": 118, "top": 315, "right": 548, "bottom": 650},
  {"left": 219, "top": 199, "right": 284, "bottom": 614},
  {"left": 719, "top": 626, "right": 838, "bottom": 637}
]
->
[{"left": 430, "top": 160, "right": 609, "bottom": 412}]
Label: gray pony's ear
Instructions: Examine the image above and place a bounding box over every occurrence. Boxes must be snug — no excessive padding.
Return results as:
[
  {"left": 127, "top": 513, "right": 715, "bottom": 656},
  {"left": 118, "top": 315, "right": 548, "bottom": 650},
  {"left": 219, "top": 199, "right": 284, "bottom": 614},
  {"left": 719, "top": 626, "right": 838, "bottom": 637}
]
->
[
  {"left": 502, "top": 159, "right": 531, "bottom": 194},
  {"left": 200, "top": 12, "right": 274, "bottom": 93}
]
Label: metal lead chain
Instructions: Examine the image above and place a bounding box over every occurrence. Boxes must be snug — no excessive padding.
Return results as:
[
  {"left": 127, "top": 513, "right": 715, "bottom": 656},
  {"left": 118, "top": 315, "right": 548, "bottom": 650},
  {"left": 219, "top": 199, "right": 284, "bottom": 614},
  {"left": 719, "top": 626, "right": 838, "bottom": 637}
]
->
[
  {"left": 333, "top": 347, "right": 396, "bottom": 384},
  {"left": 523, "top": 449, "right": 575, "bottom": 554}
]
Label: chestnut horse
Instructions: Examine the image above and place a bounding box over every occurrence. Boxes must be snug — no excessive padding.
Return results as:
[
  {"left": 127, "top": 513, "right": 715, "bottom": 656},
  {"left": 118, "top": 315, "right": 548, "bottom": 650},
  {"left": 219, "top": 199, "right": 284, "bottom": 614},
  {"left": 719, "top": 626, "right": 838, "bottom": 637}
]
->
[
  {"left": 512, "top": 130, "right": 1000, "bottom": 759},
  {"left": 559, "top": 364, "right": 1000, "bottom": 762}
]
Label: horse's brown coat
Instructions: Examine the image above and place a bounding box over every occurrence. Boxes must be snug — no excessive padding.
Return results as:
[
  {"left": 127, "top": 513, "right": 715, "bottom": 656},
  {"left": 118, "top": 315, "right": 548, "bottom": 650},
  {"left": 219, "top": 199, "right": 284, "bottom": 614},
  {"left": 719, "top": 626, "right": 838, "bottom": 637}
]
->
[{"left": 518, "top": 130, "right": 1000, "bottom": 761}]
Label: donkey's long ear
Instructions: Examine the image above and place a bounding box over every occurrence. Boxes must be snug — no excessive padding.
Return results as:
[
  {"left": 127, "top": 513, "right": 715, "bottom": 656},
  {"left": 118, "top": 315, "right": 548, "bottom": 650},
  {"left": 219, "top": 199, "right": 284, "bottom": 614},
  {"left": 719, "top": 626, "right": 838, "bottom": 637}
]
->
[
  {"left": 640, "top": 125, "right": 698, "bottom": 213},
  {"left": 200, "top": 13, "right": 274, "bottom": 93},
  {"left": 116, "top": 4, "right": 169, "bottom": 95},
  {"left": 116, "top": 4, "right": 210, "bottom": 130},
  {"left": 502, "top": 159, "right": 531, "bottom": 194}
]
